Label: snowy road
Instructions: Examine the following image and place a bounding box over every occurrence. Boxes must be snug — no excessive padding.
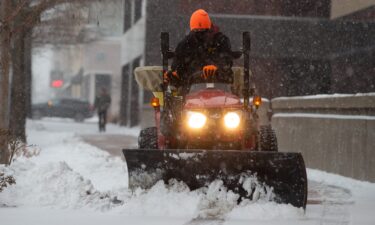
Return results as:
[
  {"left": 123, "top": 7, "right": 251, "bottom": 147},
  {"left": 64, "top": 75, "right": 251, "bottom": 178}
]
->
[{"left": 0, "top": 119, "right": 374, "bottom": 225}]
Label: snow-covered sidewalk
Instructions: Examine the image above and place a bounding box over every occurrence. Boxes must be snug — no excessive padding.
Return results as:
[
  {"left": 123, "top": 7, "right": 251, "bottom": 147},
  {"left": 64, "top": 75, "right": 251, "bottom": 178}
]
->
[{"left": 0, "top": 119, "right": 374, "bottom": 225}]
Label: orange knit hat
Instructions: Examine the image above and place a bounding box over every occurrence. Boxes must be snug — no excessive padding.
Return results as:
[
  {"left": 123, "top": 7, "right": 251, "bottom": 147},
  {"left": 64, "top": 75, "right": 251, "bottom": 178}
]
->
[{"left": 190, "top": 9, "right": 211, "bottom": 31}]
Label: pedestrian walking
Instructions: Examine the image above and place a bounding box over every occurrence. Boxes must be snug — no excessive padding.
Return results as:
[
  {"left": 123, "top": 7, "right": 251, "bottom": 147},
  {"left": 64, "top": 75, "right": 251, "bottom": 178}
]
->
[{"left": 94, "top": 88, "right": 111, "bottom": 132}]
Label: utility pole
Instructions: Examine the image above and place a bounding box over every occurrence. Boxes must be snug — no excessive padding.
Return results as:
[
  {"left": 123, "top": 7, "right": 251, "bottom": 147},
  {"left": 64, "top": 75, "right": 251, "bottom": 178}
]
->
[{"left": 0, "top": 0, "right": 12, "bottom": 164}]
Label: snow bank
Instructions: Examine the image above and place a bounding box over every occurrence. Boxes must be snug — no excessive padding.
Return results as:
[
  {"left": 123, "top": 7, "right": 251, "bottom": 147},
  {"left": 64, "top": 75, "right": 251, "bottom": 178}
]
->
[
  {"left": 0, "top": 161, "right": 113, "bottom": 210},
  {"left": 273, "top": 92, "right": 375, "bottom": 100},
  {"left": 273, "top": 113, "right": 375, "bottom": 120},
  {"left": 307, "top": 168, "right": 375, "bottom": 190},
  {"left": 0, "top": 120, "right": 129, "bottom": 210},
  {"left": 26, "top": 132, "right": 128, "bottom": 192}
]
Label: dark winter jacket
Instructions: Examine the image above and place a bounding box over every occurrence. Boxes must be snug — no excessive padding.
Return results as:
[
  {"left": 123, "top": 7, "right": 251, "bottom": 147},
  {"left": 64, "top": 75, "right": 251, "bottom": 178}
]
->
[
  {"left": 94, "top": 94, "right": 111, "bottom": 112},
  {"left": 171, "top": 29, "right": 234, "bottom": 86}
]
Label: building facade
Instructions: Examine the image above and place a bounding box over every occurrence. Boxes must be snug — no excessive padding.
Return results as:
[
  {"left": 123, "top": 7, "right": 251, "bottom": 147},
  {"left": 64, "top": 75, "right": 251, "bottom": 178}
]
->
[
  {"left": 48, "top": 0, "right": 124, "bottom": 121},
  {"left": 119, "top": 0, "right": 375, "bottom": 127},
  {"left": 81, "top": 38, "right": 122, "bottom": 120}
]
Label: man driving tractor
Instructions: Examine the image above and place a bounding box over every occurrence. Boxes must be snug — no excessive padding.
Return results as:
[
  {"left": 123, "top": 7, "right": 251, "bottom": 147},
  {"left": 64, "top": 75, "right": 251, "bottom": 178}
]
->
[
  {"left": 123, "top": 9, "right": 308, "bottom": 209},
  {"left": 164, "top": 9, "right": 235, "bottom": 87}
]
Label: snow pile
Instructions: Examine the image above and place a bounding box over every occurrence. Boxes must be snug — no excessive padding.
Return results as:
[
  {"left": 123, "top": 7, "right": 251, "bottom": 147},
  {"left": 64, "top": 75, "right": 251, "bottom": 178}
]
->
[
  {"left": 114, "top": 179, "right": 300, "bottom": 220},
  {"left": 196, "top": 180, "right": 239, "bottom": 219},
  {"left": 116, "top": 180, "right": 200, "bottom": 218},
  {"left": 0, "top": 120, "right": 129, "bottom": 210},
  {"left": 240, "top": 173, "right": 274, "bottom": 201},
  {"left": 0, "top": 161, "right": 114, "bottom": 210},
  {"left": 27, "top": 133, "right": 128, "bottom": 192},
  {"left": 227, "top": 202, "right": 304, "bottom": 220},
  {"left": 195, "top": 179, "right": 302, "bottom": 220}
]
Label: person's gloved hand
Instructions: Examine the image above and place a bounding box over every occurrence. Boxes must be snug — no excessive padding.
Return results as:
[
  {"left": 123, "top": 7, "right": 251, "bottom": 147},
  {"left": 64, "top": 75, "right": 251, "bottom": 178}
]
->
[
  {"left": 202, "top": 65, "right": 218, "bottom": 79},
  {"left": 163, "top": 71, "right": 180, "bottom": 86}
]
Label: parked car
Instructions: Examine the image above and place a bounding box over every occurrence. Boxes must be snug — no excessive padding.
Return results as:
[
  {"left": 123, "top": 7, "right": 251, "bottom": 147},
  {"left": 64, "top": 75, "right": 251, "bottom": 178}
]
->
[{"left": 32, "top": 98, "right": 94, "bottom": 122}]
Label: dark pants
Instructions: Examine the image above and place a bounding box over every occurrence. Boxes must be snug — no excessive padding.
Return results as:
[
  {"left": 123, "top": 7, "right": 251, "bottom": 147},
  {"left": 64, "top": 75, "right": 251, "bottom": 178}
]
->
[{"left": 98, "top": 110, "right": 107, "bottom": 132}]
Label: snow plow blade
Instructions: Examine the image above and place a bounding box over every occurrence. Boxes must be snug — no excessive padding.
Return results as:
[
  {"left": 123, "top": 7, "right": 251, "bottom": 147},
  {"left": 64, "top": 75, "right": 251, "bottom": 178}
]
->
[{"left": 123, "top": 149, "right": 307, "bottom": 209}]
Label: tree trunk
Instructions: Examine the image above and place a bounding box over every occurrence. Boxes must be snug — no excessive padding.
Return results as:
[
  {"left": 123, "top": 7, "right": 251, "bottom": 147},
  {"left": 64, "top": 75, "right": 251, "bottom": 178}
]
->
[
  {"left": 25, "top": 31, "right": 32, "bottom": 121},
  {"left": 10, "top": 30, "right": 27, "bottom": 143},
  {"left": 0, "top": 0, "right": 12, "bottom": 164}
]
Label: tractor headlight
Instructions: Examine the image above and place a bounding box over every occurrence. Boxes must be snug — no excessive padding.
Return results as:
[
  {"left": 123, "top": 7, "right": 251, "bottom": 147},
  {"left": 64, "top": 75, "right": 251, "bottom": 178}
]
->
[
  {"left": 224, "top": 112, "right": 241, "bottom": 129},
  {"left": 187, "top": 111, "right": 207, "bottom": 129}
]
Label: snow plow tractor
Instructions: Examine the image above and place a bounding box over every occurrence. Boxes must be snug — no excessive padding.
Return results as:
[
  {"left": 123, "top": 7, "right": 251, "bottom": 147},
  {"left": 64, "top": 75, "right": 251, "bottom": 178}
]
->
[{"left": 123, "top": 32, "right": 308, "bottom": 209}]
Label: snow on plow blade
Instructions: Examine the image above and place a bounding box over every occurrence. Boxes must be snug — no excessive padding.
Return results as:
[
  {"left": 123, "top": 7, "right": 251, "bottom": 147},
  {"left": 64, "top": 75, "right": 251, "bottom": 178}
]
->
[{"left": 123, "top": 149, "right": 307, "bottom": 209}]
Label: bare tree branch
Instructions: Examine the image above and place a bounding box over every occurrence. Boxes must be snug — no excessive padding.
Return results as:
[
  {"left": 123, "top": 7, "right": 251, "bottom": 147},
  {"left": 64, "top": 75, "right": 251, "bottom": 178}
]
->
[
  {"left": 6, "top": 0, "right": 29, "bottom": 23},
  {"left": 11, "top": 0, "right": 93, "bottom": 35}
]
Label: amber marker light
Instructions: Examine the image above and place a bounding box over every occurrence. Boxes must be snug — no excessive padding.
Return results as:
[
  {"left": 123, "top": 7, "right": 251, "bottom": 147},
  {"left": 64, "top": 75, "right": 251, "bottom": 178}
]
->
[
  {"left": 150, "top": 97, "right": 160, "bottom": 108},
  {"left": 253, "top": 96, "right": 262, "bottom": 108}
]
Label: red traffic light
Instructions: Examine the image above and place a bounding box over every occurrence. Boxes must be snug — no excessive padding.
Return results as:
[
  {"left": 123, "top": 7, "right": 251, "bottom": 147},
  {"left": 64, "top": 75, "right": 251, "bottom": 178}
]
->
[{"left": 51, "top": 80, "right": 63, "bottom": 88}]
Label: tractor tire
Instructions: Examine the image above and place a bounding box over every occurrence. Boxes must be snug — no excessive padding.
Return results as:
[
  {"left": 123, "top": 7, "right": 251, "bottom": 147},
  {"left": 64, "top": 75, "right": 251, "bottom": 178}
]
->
[
  {"left": 138, "top": 127, "right": 158, "bottom": 149},
  {"left": 259, "top": 125, "right": 278, "bottom": 152}
]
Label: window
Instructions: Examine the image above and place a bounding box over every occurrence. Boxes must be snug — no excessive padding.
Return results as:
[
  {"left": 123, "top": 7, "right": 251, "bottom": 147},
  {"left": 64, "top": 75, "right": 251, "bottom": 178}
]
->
[
  {"left": 134, "top": 0, "right": 142, "bottom": 24},
  {"left": 130, "top": 57, "right": 141, "bottom": 126},
  {"left": 123, "top": 0, "right": 132, "bottom": 32},
  {"left": 120, "top": 65, "right": 130, "bottom": 125},
  {"left": 123, "top": 0, "right": 143, "bottom": 33}
]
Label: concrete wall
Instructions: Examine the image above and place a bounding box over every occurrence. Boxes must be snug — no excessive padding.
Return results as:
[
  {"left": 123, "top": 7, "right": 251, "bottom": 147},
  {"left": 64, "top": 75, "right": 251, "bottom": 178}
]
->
[{"left": 271, "top": 93, "right": 375, "bottom": 182}]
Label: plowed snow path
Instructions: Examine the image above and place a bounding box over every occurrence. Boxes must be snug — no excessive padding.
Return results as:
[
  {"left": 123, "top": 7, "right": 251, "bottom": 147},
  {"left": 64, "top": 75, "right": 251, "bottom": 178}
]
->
[{"left": 307, "top": 181, "right": 352, "bottom": 225}]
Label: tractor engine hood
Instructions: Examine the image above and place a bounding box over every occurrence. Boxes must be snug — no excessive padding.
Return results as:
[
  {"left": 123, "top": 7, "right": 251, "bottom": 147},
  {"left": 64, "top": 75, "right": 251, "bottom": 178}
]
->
[{"left": 184, "top": 88, "right": 242, "bottom": 109}]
